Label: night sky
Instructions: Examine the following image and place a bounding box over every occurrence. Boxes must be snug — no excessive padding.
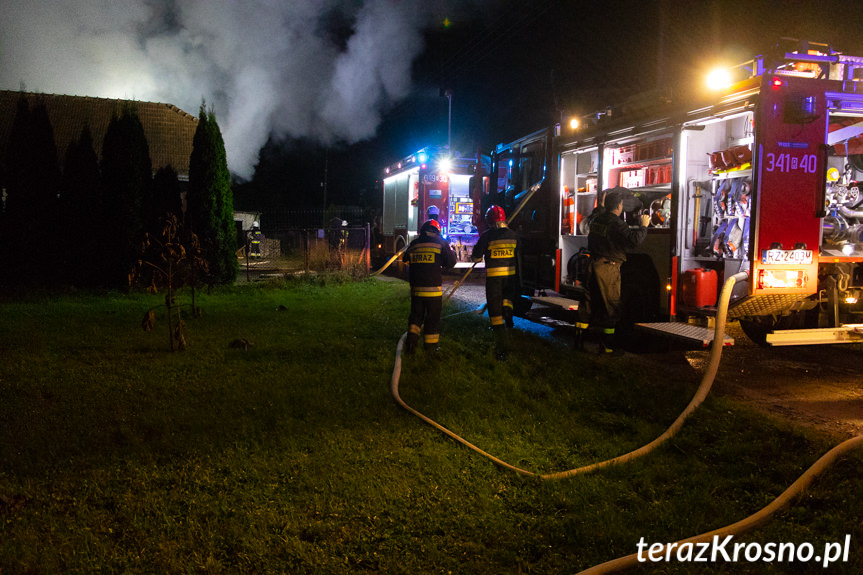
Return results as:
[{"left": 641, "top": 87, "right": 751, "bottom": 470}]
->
[
  {"left": 315, "top": 0, "right": 863, "bottom": 209},
  {"left": 2, "top": 0, "right": 862, "bottom": 212}
]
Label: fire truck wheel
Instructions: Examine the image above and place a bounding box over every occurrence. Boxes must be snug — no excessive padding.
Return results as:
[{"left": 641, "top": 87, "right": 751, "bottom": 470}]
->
[
  {"left": 739, "top": 317, "right": 774, "bottom": 346},
  {"left": 739, "top": 312, "right": 808, "bottom": 347},
  {"left": 514, "top": 294, "right": 532, "bottom": 317}
]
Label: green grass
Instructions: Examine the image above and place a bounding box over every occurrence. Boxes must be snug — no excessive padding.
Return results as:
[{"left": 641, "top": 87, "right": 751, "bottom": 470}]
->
[{"left": 0, "top": 277, "right": 860, "bottom": 574}]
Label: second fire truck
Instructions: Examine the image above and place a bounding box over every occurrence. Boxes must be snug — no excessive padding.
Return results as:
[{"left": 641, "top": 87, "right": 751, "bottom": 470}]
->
[{"left": 378, "top": 146, "right": 489, "bottom": 263}]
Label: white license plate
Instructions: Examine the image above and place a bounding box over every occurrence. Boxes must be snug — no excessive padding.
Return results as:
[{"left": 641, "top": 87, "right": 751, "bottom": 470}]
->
[{"left": 762, "top": 249, "right": 813, "bottom": 265}]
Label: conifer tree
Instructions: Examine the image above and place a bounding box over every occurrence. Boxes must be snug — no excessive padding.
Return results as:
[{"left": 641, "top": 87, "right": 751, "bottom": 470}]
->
[
  {"left": 187, "top": 103, "right": 237, "bottom": 284},
  {"left": 0, "top": 95, "right": 61, "bottom": 285},
  {"left": 61, "top": 126, "right": 102, "bottom": 286},
  {"left": 151, "top": 166, "right": 183, "bottom": 227},
  {"left": 100, "top": 106, "right": 152, "bottom": 288}
]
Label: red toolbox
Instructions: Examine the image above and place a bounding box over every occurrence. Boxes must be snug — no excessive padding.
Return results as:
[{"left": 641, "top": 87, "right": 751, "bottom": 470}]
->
[{"left": 680, "top": 268, "right": 718, "bottom": 308}]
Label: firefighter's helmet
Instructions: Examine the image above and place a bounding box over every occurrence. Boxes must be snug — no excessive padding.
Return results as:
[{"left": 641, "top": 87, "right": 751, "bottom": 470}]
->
[
  {"left": 421, "top": 219, "right": 442, "bottom": 235},
  {"left": 486, "top": 205, "right": 506, "bottom": 226}
]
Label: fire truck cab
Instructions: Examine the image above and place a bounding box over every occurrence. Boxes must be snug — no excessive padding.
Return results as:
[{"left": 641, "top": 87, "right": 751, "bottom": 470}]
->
[
  {"left": 378, "top": 147, "right": 489, "bottom": 263},
  {"left": 484, "top": 40, "right": 863, "bottom": 346}
]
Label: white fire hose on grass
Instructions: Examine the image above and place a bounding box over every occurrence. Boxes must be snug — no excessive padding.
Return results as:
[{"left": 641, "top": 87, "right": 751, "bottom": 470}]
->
[
  {"left": 390, "top": 270, "right": 863, "bottom": 571},
  {"left": 576, "top": 435, "right": 862, "bottom": 574},
  {"left": 392, "top": 271, "right": 751, "bottom": 478}
]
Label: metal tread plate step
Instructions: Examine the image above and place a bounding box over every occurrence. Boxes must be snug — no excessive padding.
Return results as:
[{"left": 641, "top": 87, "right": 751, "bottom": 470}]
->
[
  {"left": 531, "top": 295, "right": 580, "bottom": 311},
  {"left": 636, "top": 322, "right": 734, "bottom": 347}
]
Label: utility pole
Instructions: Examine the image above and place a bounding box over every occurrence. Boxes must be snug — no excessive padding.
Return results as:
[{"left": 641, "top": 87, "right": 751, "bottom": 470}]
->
[
  {"left": 322, "top": 148, "right": 328, "bottom": 215},
  {"left": 441, "top": 88, "right": 453, "bottom": 153}
]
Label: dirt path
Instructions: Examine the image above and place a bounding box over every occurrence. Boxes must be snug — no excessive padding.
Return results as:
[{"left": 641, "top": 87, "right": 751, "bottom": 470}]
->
[
  {"left": 685, "top": 322, "right": 863, "bottom": 439},
  {"left": 617, "top": 319, "right": 863, "bottom": 439}
]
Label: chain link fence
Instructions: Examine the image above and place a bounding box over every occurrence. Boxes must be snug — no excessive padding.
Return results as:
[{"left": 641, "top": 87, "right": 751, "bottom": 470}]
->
[{"left": 236, "top": 224, "right": 372, "bottom": 283}]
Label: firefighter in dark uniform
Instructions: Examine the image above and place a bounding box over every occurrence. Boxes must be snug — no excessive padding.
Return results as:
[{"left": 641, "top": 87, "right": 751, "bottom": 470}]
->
[
  {"left": 248, "top": 222, "right": 263, "bottom": 259},
  {"left": 580, "top": 189, "right": 649, "bottom": 355},
  {"left": 471, "top": 205, "right": 518, "bottom": 359},
  {"left": 402, "top": 219, "right": 457, "bottom": 354}
]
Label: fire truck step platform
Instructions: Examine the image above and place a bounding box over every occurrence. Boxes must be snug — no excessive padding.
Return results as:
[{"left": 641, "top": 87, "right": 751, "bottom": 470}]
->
[
  {"left": 765, "top": 324, "right": 863, "bottom": 346},
  {"left": 636, "top": 322, "right": 734, "bottom": 347},
  {"left": 531, "top": 295, "right": 579, "bottom": 311}
]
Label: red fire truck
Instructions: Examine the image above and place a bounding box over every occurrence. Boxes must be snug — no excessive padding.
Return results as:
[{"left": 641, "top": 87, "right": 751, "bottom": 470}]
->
[
  {"left": 479, "top": 40, "right": 863, "bottom": 346},
  {"left": 378, "top": 146, "right": 489, "bottom": 263}
]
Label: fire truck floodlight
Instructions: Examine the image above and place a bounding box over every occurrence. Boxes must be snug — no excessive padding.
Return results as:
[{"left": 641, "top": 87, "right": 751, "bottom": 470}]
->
[
  {"left": 439, "top": 157, "right": 452, "bottom": 173},
  {"left": 706, "top": 67, "right": 732, "bottom": 91}
]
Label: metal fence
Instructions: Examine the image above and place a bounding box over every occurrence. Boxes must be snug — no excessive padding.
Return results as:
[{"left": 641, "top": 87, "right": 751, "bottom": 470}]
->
[{"left": 236, "top": 224, "right": 372, "bottom": 282}]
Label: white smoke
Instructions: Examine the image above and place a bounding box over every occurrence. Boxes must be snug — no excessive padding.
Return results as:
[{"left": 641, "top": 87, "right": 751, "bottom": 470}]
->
[{"left": 0, "top": 0, "right": 432, "bottom": 179}]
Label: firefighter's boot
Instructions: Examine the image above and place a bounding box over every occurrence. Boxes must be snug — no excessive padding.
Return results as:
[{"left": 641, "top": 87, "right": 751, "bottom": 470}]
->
[
  {"left": 405, "top": 332, "right": 420, "bottom": 355},
  {"left": 493, "top": 325, "right": 509, "bottom": 361},
  {"left": 574, "top": 322, "right": 589, "bottom": 351},
  {"left": 598, "top": 328, "right": 623, "bottom": 356},
  {"left": 424, "top": 333, "right": 441, "bottom": 357},
  {"left": 503, "top": 299, "right": 515, "bottom": 329}
]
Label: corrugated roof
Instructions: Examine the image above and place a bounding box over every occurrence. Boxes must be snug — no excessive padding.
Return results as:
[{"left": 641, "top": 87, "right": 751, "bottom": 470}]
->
[{"left": 0, "top": 90, "right": 198, "bottom": 177}]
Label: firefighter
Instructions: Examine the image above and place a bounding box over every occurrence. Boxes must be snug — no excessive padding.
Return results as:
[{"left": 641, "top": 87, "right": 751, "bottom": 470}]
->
[
  {"left": 471, "top": 205, "right": 518, "bottom": 359},
  {"left": 402, "top": 219, "right": 457, "bottom": 354},
  {"left": 579, "top": 188, "right": 649, "bottom": 355},
  {"left": 248, "top": 222, "right": 263, "bottom": 259}
]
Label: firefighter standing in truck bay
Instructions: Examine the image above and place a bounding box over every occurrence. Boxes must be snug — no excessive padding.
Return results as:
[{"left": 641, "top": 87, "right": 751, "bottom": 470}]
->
[
  {"left": 472, "top": 205, "right": 519, "bottom": 358},
  {"left": 578, "top": 189, "right": 649, "bottom": 354},
  {"left": 402, "top": 219, "right": 457, "bottom": 354}
]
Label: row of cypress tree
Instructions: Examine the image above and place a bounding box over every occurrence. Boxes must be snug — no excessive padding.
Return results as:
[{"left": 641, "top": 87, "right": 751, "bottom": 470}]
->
[{"left": 0, "top": 96, "right": 237, "bottom": 289}]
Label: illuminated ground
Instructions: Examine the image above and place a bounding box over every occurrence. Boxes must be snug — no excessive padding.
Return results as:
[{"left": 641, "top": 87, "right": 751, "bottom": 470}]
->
[{"left": 444, "top": 273, "right": 863, "bottom": 440}]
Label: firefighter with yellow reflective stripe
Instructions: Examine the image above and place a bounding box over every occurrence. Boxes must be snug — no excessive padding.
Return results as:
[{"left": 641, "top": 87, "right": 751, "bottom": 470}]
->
[
  {"left": 248, "top": 222, "right": 263, "bottom": 259},
  {"left": 471, "top": 205, "right": 519, "bottom": 359},
  {"left": 402, "top": 219, "right": 457, "bottom": 354},
  {"left": 582, "top": 188, "right": 649, "bottom": 355}
]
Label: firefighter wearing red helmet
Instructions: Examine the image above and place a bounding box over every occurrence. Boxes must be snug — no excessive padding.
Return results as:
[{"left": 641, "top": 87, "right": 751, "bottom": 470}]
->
[
  {"left": 471, "top": 205, "right": 519, "bottom": 359},
  {"left": 401, "top": 219, "right": 457, "bottom": 354}
]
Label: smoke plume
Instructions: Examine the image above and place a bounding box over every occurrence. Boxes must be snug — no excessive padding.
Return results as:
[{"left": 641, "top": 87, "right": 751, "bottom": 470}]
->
[{"left": 0, "top": 0, "right": 433, "bottom": 179}]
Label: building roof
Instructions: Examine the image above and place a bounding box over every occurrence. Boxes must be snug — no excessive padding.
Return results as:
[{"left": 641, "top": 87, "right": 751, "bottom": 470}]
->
[{"left": 0, "top": 90, "right": 198, "bottom": 177}]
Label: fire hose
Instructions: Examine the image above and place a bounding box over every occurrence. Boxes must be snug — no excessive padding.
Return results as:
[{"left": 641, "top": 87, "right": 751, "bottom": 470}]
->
[
  {"left": 393, "top": 271, "right": 751, "bottom": 477},
  {"left": 392, "top": 270, "right": 862, "bottom": 569},
  {"left": 371, "top": 246, "right": 408, "bottom": 277},
  {"left": 576, "top": 435, "right": 862, "bottom": 574}
]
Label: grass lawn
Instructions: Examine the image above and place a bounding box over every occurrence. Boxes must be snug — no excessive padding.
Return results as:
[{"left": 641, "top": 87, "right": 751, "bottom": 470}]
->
[{"left": 0, "top": 276, "right": 860, "bottom": 574}]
